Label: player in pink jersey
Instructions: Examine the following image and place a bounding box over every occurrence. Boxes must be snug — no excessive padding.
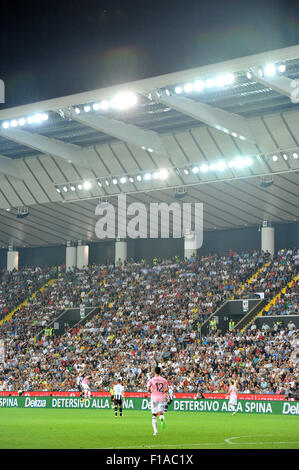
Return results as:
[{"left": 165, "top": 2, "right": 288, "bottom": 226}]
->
[
  {"left": 147, "top": 366, "right": 168, "bottom": 435},
  {"left": 77, "top": 372, "right": 91, "bottom": 402},
  {"left": 225, "top": 379, "right": 238, "bottom": 415}
]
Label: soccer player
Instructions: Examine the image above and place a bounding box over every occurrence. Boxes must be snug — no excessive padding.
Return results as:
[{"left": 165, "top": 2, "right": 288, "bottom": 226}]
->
[
  {"left": 113, "top": 380, "right": 125, "bottom": 418},
  {"left": 164, "top": 384, "right": 174, "bottom": 413},
  {"left": 226, "top": 379, "right": 238, "bottom": 415},
  {"left": 77, "top": 372, "right": 91, "bottom": 402},
  {"left": 147, "top": 366, "right": 168, "bottom": 435},
  {"left": 76, "top": 372, "right": 84, "bottom": 401}
]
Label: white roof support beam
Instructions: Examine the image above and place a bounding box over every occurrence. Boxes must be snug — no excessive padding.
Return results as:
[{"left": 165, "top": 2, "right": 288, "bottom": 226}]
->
[
  {"left": 64, "top": 107, "right": 168, "bottom": 157},
  {"left": 0, "top": 45, "right": 298, "bottom": 122},
  {"left": 0, "top": 128, "right": 94, "bottom": 170},
  {"left": 150, "top": 92, "right": 256, "bottom": 143},
  {"left": 251, "top": 67, "right": 297, "bottom": 99},
  {"left": 0, "top": 154, "right": 23, "bottom": 180}
]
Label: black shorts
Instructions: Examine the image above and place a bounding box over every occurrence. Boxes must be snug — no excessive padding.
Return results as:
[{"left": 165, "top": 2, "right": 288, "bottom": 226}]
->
[{"left": 114, "top": 398, "right": 123, "bottom": 407}]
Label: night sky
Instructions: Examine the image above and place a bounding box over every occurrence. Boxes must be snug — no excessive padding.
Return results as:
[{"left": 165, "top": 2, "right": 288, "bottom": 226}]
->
[{"left": 0, "top": 0, "right": 298, "bottom": 108}]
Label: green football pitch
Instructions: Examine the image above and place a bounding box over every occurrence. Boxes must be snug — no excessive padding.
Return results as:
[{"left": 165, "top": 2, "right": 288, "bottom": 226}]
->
[{"left": 0, "top": 409, "right": 298, "bottom": 449}]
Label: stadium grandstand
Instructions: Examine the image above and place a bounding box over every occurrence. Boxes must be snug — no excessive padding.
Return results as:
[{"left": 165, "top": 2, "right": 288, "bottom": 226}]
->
[{"left": 0, "top": 45, "right": 298, "bottom": 402}]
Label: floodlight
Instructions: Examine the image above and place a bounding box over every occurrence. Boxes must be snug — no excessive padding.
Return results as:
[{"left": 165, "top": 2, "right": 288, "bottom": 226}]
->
[
  {"left": 184, "top": 83, "right": 193, "bottom": 93},
  {"left": 83, "top": 180, "right": 92, "bottom": 190},
  {"left": 264, "top": 64, "right": 276, "bottom": 76},
  {"left": 159, "top": 169, "right": 169, "bottom": 180}
]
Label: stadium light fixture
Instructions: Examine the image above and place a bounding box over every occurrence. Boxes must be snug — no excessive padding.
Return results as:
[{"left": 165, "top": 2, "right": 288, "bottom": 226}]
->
[
  {"left": 264, "top": 64, "right": 276, "bottom": 76},
  {"left": 100, "top": 100, "right": 110, "bottom": 110},
  {"left": 159, "top": 169, "right": 169, "bottom": 180},
  {"left": 215, "top": 75, "right": 226, "bottom": 87},
  {"left": 217, "top": 161, "right": 227, "bottom": 171},
  {"left": 272, "top": 155, "right": 278, "bottom": 162},
  {"left": 234, "top": 156, "right": 245, "bottom": 169},
  {"left": 278, "top": 64, "right": 286, "bottom": 73},
  {"left": 143, "top": 173, "right": 152, "bottom": 181},
  {"left": 174, "top": 86, "right": 182, "bottom": 94},
  {"left": 111, "top": 92, "right": 138, "bottom": 110},
  {"left": 200, "top": 164, "right": 208, "bottom": 173},
  {"left": 193, "top": 80, "right": 204, "bottom": 91},
  {"left": 224, "top": 73, "right": 235, "bottom": 84},
  {"left": 293, "top": 152, "right": 298, "bottom": 159},
  {"left": 184, "top": 83, "right": 193, "bottom": 93},
  {"left": 83, "top": 180, "right": 92, "bottom": 190},
  {"left": 2, "top": 112, "right": 48, "bottom": 130},
  {"left": 205, "top": 78, "right": 215, "bottom": 88}
]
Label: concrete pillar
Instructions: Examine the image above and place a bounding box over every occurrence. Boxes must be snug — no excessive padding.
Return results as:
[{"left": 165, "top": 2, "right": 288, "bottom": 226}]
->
[
  {"left": 261, "top": 221, "right": 275, "bottom": 257},
  {"left": 184, "top": 231, "right": 200, "bottom": 259},
  {"left": 7, "top": 245, "right": 19, "bottom": 271},
  {"left": 76, "top": 240, "right": 89, "bottom": 269},
  {"left": 66, "top": 241, "right": 77, "bottom": 271},
  {"left": 115, "top": 239, "right": 127, "bottom": 265}
]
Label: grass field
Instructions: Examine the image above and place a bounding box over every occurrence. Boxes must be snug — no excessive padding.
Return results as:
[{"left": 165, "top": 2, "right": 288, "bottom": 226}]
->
[{"left": 0, "top": 409, "right": 298, "bottom": 449}]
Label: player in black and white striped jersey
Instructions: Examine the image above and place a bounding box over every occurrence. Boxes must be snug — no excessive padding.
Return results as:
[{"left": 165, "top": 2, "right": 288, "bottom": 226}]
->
[
  {"left": 113, "top": 380, "right": 125, "bottom": 418},
  {"left": 164, "top": 384, "right": 174, "bottom": 413}
]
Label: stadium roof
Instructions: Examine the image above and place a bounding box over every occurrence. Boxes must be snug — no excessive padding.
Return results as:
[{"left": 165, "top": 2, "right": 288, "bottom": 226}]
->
[{"left": 0, "top": 45, "right": 299, "bottom": 248}]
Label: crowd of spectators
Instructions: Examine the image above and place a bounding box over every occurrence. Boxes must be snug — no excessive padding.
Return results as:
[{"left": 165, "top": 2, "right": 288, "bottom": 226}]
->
[
  {"left": 264, "top": 281, "right": 299, "bottom": 316},
  {"left": 0, "top": 249, "right": 297, "bottom": 396},
  {"left": 0, "top": 266, "right": 56, "bottom": 320},
  {"left": 235, "top": 248, "right": 298, "bottom": 301}
]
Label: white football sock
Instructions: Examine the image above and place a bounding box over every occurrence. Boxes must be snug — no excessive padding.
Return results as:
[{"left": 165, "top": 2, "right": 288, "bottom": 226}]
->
[{"left": 152, "top": 416, "right": 158, "bottom": 433}]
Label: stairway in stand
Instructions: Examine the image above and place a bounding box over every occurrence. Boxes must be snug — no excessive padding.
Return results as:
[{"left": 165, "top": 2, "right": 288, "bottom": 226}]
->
[{"left": 0, "top": 278, "right": 57, "bottom": 327}]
